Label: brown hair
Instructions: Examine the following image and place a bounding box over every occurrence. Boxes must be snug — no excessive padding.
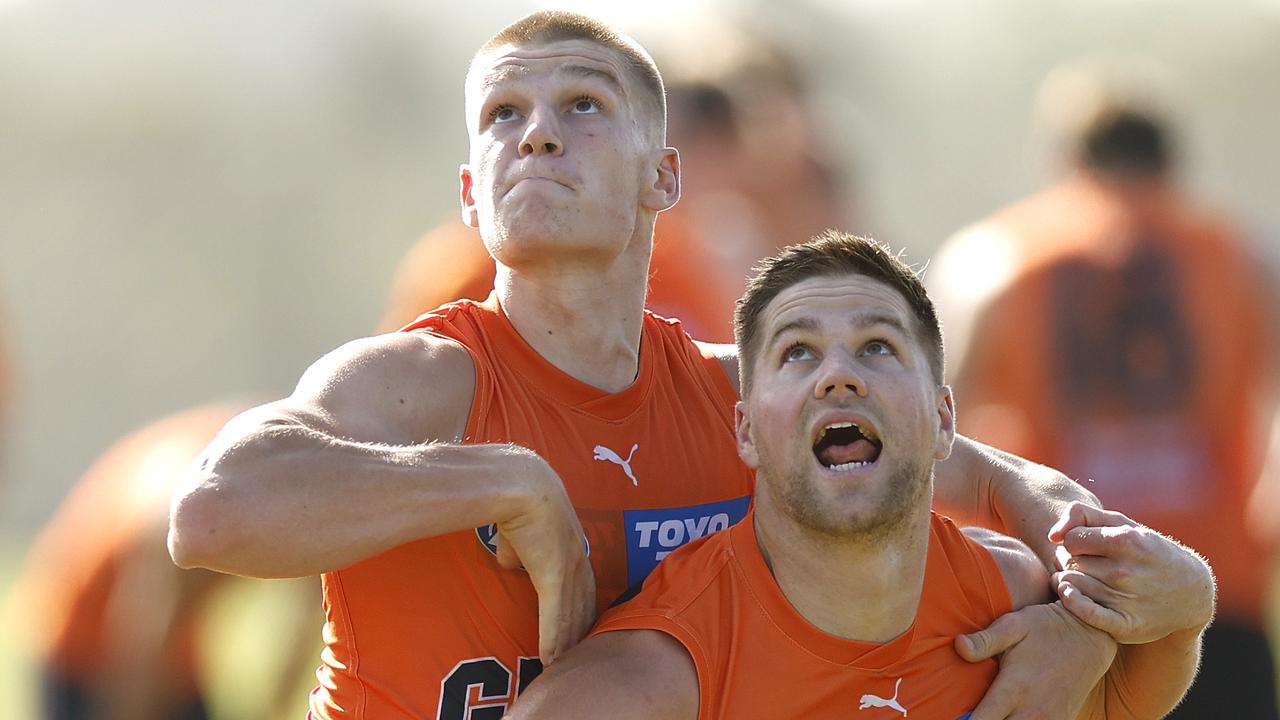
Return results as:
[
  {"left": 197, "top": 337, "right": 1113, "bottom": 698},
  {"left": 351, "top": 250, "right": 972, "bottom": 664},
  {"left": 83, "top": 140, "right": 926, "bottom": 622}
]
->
[
  {"left": 470, "top": 11, "right": 666, "bottom": 143},
  {"left": 734, "top": 231, "right": 944, "bottom": 393}
]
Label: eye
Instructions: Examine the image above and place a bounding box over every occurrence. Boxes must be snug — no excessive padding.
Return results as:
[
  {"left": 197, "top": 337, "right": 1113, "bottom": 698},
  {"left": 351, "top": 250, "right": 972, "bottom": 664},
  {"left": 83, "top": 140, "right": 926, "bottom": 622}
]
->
[
  {"left": 782, "top": 343, "right": 816, "bottom": 363},
  {"left": 488, "top": 105, "right": 518, "bottom": 123},
  {"left": 863, "top": 339, "right": 895, "bottom": 356},
  {"left": 569, "top": 95, "right": 601, "bottom": 114}
]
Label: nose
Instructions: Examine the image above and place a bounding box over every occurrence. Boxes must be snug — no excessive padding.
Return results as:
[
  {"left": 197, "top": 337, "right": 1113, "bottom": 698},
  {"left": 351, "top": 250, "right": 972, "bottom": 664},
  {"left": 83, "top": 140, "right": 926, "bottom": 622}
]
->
[
  {"left": 519, "top": 105, "right": 563, "bottom": 157},
  {"left": 814, "top": 351, "right": 868, "bottom": 399}
]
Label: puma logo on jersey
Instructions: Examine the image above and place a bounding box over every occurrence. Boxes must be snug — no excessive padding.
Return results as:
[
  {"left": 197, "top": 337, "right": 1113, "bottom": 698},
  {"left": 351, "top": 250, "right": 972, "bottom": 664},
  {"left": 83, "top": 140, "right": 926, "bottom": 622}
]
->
[
  {"left": 593, "top": 443, "right": 639, "bottom": 485},
  {"left": 859, "top": 677, "right": 907, "bottom": 716}
]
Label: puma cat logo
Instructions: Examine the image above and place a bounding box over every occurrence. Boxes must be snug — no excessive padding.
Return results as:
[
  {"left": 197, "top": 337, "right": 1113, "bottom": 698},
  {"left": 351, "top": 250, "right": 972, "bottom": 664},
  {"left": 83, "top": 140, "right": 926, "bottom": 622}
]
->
[
  {"left": 592, "top": 443, "right": 639, "bottom": 485},
  {"left": 859, "top": 677, "right": 907, "bottom": 717}
]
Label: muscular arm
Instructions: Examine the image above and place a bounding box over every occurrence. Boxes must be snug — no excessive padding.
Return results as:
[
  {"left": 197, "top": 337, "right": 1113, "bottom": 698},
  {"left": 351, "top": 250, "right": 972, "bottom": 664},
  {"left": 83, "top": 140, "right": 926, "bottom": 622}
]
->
[
  {"left": 171, "top": 332, "right": 496, "bottom": 575},
  {"left": 168, "top": 331, "right": 595, "bottom": 662},
  {"left": 504, "top": 630, "right": 698, "bottom": 720},
  {"left": 958, "top": 529, "right": 1118, "bottom": 720},
  {"left": 962, "top": 505, "right": 1213, "bottom": 720},
  {"left": 937, "top": 436, "right": 1101, "bottom": 568},
  {"left": 1051, "top": 504, "right": 1215, "bottom": 719},
  {"left": 1076, "top": 627, "right": 1205, "bottom": 720}
]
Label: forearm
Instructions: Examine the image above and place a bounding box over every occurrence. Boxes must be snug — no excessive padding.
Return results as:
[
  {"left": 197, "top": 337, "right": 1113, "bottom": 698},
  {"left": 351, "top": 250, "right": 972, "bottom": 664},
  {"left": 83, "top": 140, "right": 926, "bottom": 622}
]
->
[
  {"left": 169, "top": 420, "right": 543, "bottom": 577},
  {"left": 935, "top": 435, "right": 1100, "bottom": 567},
  {"left": 1080, "top": 626, "right": 1204, "bottom": 720}
]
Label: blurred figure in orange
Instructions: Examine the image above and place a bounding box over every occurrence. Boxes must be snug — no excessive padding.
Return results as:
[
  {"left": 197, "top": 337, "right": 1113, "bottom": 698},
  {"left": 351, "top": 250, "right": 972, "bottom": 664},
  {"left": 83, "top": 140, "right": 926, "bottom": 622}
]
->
[
  {"left": 11, "top": 401, "right": 318, "bottom": 720},
  {"left": 377, "top": 223, "right": 491, "bottom": 333},
  {"left": 930, "top": 62, "right": 1280, "bottom": 717},
  {"left": 377, "top": 21, "right": 851, "bottom": 340}
]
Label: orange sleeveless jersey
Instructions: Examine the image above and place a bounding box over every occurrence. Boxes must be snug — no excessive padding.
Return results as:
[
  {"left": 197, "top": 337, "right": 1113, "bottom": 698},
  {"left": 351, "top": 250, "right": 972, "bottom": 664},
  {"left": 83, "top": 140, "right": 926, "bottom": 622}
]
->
[
  {"left": 592, "top": 511, "right": 1011, "bottom": 720},
  {"left": 309, "top": 296, "right": 755, "bottom": 720},
  {"left": 948, "top": 176, "right": 1278, "bottom": 623}
]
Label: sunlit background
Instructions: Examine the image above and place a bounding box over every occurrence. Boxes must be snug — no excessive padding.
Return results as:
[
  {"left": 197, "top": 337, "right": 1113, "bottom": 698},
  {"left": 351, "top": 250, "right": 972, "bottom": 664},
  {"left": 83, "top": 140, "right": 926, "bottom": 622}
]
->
[{"left": 2, "top": 0, "right": 1278, "bottom": 717}]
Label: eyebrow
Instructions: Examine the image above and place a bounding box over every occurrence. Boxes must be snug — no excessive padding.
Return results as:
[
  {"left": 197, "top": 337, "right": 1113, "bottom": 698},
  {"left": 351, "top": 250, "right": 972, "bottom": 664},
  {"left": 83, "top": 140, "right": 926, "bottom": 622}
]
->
[
  {"left": 478, "top": 63, "right": 625, "bottom": 95},
  {"left": 764, "top": 312, "right": 912, "bottom": 350},
  {"left": 478, "top": 65, "right": 522, "bottom": 92},
  {"left": 559, "top": 64, "right": 625, "bottom": 93}
]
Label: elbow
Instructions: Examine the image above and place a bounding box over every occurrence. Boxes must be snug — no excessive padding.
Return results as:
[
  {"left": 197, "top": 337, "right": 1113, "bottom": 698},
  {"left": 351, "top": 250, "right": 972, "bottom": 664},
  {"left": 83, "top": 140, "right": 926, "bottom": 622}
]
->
[
  {"left": 168, "top": 477, "right": 233, "bottom": 571},
  {"left": 168, "top": 413, "right": 310, "bottom": 576},
  {"left": 168, "top": 452, "right": 258, "bottom": 573}
]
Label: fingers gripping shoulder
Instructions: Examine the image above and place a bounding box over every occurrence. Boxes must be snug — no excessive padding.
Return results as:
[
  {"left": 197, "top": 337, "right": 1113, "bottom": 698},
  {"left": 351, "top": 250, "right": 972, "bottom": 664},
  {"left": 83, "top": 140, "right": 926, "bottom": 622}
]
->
[{"left": 291, "top": 331, "right": 477, "bottom": 444}]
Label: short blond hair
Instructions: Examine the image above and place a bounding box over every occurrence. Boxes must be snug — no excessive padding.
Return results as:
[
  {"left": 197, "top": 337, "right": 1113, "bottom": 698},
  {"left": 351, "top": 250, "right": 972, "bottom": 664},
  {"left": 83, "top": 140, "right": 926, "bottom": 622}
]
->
[{"left": 468, "top": 11, "right": 667, "bottom": 143}]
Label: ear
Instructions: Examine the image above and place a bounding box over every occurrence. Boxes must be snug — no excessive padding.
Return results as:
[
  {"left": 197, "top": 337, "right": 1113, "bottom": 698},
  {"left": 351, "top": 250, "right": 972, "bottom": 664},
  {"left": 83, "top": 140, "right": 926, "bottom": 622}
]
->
[
  {"left": 735, "top": 400, "right": 759, "bottom": 469},
  {"left": 459, "top": 164, "right": 480, "bottom": 228},
  {"left": 933, "top": 385, "right": 957, "bottom": 461},
  {"left": 640, "top": 147, "right": 680, "bottom": 212}
]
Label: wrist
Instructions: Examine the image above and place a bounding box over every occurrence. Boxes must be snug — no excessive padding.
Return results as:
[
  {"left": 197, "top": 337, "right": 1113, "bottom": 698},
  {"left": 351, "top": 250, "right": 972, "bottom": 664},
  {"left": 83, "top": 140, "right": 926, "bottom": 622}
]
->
[
  {"left": 406, "top": 441, "right": 552, "bottom": 530},
  {"left": 490, "top": 443, "right": 558, "bottom": 525}
]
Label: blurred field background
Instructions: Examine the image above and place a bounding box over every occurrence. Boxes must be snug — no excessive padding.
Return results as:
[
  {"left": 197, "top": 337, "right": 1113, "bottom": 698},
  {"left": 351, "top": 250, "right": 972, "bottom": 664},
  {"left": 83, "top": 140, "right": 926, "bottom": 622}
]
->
[{"left": 2, "top": 0, "right": 1278, "bottom": 717}]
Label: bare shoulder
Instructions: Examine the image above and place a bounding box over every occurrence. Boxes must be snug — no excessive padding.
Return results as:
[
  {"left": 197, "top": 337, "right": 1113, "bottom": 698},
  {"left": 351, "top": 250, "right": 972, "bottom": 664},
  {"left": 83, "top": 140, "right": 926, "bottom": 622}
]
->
[
  {"left": 507, "top": 630, "right": 698, "bottom": 720},
  {"left": 269, "top": 331, "right": 476, "bottom": 445},
  {"left": 962, "top": 526, "right": 1052, "bottom": 609},
  {"left": 694, "top": 340, "right": 739, "bottom": 395}
]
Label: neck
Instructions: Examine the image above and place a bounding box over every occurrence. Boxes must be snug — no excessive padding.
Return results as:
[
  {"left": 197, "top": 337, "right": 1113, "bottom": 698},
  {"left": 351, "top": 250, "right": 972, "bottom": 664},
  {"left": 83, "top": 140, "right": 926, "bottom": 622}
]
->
[
  {"left": 494, "top": 231, "right": 652, "bottom": 393},
  {"left": 753, "top": 500, "right": 932, "bottom": 643}
]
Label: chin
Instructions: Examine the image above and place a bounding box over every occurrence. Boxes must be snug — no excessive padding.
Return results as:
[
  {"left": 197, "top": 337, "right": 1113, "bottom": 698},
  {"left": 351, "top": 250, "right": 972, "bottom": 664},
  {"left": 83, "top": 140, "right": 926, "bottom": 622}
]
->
[{"left": 780, "top": 461, "right": 929, "bottom": 541}]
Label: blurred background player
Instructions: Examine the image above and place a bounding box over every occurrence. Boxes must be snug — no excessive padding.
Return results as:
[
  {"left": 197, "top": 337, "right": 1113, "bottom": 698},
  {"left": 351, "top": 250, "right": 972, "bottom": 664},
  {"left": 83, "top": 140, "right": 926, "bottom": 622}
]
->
[
  {"left": 929, "top": 61, "right": 1280, "bottom": 717},
  {"left": 9, "top": 402, "right": 319, "bottom": 720},
  {"left": 376, "top": 18, "right": 852, "bottom": 341}
]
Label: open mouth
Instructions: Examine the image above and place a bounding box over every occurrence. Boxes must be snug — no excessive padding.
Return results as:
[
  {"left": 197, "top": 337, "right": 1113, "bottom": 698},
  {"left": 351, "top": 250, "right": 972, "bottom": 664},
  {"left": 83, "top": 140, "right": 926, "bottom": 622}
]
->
[{"left": 812, "top": 421, "right": 883, "bottom": 471}]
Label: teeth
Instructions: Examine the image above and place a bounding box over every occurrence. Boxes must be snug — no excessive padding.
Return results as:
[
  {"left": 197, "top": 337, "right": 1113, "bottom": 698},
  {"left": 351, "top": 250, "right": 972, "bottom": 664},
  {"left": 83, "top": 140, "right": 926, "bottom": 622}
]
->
[
  {"left": 816, "top": 421, "right": 879, "bottom": 443},
  {"left": 828, "top": 460, "right": 873, "bottom": 471},
  {"left": 816, "top": 421, "right": 853, "bottom": 443}
]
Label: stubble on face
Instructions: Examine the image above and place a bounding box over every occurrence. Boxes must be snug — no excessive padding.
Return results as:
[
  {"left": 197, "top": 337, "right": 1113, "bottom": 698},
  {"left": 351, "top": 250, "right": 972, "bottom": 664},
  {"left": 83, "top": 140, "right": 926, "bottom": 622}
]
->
[{"left": 756, "top": 433, "right": 933, "bottom": 545}]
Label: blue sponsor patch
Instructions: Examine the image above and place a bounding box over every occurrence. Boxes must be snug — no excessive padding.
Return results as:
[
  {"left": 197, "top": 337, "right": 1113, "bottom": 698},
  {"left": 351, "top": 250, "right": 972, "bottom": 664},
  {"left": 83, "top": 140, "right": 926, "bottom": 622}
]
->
[{"left": 623, "top": 496, "right": 750, "bottom": 586}]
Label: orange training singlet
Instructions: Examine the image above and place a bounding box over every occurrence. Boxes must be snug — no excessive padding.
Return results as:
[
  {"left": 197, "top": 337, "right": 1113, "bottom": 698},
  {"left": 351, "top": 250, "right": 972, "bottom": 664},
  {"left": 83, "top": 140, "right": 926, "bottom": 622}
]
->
[
  {"left": 943, "top": 175, "right": 1278, "bottom": 624},
  {"left": 593, "top": 511, "right": 1012, "bottom": 720},
  {"left": 309, "top": 295, "right": 755, "bottom": 720},
  {"left": 14, "top": 403, "right": 244, "bottom": 697}
]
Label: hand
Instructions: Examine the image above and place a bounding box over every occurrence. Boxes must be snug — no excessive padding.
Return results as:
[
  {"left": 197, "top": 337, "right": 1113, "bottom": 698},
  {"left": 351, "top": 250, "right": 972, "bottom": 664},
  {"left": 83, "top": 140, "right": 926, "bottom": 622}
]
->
[
  {"left": 957, "top": 602, "right": 1116, "bottom": 720},
  {"left": 1048, "top": 502, "right": 1215, "bottom": 644},
  {"left": 495, "top": 451, "right": 597, "bottom": 666}
]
